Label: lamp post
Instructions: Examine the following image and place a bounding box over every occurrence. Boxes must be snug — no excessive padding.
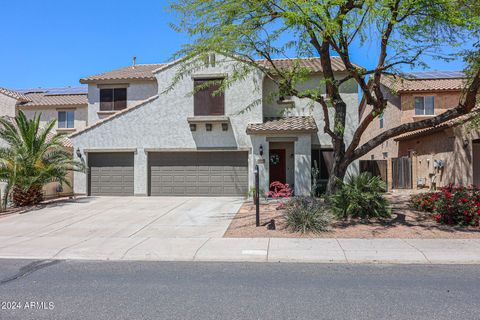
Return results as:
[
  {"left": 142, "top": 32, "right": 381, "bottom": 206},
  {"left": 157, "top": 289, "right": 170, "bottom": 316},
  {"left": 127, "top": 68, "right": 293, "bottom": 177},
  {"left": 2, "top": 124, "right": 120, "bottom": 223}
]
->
[{"left": 255, "top": 164, "right": 260, "bottom": 227}]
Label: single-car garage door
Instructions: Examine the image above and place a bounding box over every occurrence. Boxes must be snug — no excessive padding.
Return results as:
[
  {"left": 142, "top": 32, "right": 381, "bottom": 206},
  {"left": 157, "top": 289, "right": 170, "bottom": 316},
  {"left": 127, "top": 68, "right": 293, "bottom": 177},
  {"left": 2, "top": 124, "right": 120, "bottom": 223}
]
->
[
  {"left": 88, "top": 152, "right": 134, "bottom": 196},
  {"left": 148, "top": 152, "right": 248, "bottom": 196}
]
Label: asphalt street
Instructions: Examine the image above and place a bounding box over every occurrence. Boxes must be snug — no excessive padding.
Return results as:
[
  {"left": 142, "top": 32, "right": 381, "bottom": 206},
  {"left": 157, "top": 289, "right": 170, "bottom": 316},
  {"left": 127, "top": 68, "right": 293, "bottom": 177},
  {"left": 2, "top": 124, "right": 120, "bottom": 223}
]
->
[{"left": 0, "top": 259, "right": 479, "bottom": 320}]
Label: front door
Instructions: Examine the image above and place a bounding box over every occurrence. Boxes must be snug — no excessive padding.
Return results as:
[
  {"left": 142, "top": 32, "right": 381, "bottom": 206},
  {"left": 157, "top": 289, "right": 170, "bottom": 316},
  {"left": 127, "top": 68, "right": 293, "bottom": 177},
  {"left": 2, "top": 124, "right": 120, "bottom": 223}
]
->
[
  {"left": 473, "top": 140, "right": 480, "bottom": 186},
  {"left": 269, "top": 149, "right": 286, "bottom": 188}
]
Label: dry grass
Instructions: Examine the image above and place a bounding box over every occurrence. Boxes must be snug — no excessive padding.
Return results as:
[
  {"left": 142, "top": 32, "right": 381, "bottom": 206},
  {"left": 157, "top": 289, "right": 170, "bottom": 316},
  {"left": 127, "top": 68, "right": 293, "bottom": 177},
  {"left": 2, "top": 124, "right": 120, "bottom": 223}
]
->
[{"left": 224, "top": 192, "right": 480, "bottom": 238}]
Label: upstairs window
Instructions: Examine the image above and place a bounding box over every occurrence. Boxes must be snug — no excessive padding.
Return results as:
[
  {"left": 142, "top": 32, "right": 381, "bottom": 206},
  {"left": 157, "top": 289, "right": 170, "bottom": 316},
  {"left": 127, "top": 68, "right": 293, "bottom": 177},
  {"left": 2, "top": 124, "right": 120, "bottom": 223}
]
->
[
  {"left": 194, "top": 78, "right": 225, "bottom": 116},
  {"left": 100, "top": 88, "right": 127, "bottom": 111},
  {"left": 379, "top": 113, "right": 384, "bottom": 129},
  {"left": 414, "top": 96, "right": 434, "bottom": 115},
  {"left": 58, "top": 111, "right": 75, "bottom": 129}
]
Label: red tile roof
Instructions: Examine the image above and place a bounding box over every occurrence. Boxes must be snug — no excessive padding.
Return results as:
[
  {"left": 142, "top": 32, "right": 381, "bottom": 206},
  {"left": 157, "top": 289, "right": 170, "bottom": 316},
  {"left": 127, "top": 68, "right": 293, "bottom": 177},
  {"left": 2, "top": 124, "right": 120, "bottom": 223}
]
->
[
  {"left": 394, "top": 107, "right": 480, "bottom": 141},
  {"left": 80, "top": 64, "right": 165, "bottom": 83},
  {"left": 18, "top": 92, "right": 87, "bottom": 107},
  {"left": 80, "top": 57, "right": 356, "bottom": 84},
  {"left": 257, "top": 57, "right": 358, "bottom": 73},
  {"left": 0, "top": 87, "right": 31, "bottom": 102},
  {"left": 382, "top": 75, "right": 467, "bottom": 93},
  {"left": 246, "top": 116, "right": 318, "bottom": 134}
]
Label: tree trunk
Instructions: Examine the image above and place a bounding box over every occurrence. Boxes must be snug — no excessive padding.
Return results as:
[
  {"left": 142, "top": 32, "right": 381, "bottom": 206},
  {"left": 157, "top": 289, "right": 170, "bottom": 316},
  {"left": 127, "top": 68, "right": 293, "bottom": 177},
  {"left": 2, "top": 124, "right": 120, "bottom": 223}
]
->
[
  {"left": 326, "top": 157, "right": 350, "bottom": 195},
  {"left": 12, "top": 184, "right": 44, "bottom": 207}
]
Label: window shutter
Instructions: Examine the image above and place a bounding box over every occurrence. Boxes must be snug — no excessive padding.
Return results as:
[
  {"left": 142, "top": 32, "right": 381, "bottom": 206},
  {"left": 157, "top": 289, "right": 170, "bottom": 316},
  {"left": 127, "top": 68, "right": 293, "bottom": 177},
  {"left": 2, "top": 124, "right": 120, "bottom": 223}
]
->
[
  {"left": 100, "top": 89, "right": 113, "bottom": 111},
  {"left": 194, "top": 79, "right": 225, "bottom": 116}
]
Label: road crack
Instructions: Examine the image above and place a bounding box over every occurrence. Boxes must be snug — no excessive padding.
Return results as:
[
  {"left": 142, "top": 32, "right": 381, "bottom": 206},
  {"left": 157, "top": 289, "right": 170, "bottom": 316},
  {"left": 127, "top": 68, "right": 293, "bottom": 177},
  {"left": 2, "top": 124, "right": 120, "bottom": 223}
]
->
[{"left": 0, "top": 260, "right": 61, "bottom": 286}]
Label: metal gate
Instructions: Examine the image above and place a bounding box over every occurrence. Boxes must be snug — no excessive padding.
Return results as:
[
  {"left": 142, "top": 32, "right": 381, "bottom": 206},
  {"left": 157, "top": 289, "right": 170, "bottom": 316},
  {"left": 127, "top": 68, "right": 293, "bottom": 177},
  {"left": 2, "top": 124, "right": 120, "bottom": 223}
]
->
[{"left": 392, "top": 157, "right": 412, "bottom": 189}]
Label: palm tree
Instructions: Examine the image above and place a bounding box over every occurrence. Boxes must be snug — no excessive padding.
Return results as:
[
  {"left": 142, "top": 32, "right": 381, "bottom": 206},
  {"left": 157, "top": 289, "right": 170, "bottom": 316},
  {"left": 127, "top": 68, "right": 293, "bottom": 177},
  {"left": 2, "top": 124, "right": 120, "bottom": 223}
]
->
[{"left": 0, "top": 111, "right": 84, "bottom": 208}]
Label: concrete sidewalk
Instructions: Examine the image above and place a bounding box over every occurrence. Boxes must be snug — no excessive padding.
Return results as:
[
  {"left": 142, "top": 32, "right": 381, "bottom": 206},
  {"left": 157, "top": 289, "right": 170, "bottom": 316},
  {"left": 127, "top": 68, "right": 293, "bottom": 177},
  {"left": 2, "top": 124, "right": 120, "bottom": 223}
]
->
[{"left": 1, "top": 236, "right": 480, "bottom": 264}]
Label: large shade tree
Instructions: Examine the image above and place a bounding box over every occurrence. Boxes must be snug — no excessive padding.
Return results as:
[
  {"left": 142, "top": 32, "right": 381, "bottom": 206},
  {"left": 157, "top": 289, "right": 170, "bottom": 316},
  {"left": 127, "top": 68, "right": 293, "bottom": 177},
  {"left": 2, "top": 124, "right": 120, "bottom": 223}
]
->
[{"left": 169, "top": 0, "right": 480, "bottom": 193}]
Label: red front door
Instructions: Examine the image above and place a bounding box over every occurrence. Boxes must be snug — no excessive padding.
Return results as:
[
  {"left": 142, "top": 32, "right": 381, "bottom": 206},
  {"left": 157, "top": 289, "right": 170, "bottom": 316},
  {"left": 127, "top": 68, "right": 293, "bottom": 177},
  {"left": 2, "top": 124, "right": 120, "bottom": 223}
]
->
[{"left": 269, "top": 149, "right": 286, "bottom": 188}]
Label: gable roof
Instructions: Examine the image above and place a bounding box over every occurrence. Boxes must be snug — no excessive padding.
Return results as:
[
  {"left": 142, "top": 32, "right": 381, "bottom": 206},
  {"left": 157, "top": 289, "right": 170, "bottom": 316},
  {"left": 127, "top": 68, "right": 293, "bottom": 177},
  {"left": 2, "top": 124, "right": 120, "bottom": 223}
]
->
[
  {"left": 80, "top": 57, "right": 357, "bottom": 84},
  {"left": 80, "top": 64, "right": 165, "bottom": 83},
  {"left": 0, "top": 87, "right": 31, "bottom": 102},
  {"left": 257, "top": 56, "right": 358, "bottom": 73},
  {"left": 16, "top": 87, "right": 87, "bottom": 108},
  {"left": 381, "top": 72, "right": 467, "bottom": 93}
]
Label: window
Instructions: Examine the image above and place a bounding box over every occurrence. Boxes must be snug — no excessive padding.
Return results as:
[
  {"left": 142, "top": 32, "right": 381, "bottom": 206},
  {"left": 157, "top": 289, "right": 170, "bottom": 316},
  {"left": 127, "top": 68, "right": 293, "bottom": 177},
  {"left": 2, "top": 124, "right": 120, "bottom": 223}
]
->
[
  {"left": 193, "top": 78, "right": 225, "bottom": 116},
  {"left": 58, "top": 111, "right": 75, "bottom": 129},
  {"left": 100, "top": 88, "right": 127, "bottom": 111},
  {"left": 382, "top": 152, "right": 388, "bottom": 159},
  {"left": 414, "top": 96, "right": 434, "bottom": 115},
  {"left": 379, "top": 113, "right": 384, "bottom": 129}
]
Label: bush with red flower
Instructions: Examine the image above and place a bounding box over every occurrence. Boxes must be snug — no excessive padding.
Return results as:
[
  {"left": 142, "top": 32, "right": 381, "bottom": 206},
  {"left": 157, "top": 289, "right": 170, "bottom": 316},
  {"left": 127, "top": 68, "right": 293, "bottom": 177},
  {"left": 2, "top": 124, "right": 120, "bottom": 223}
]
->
[
  {"left": 410, "top": 192, "right": 440, "bottom": 212},
  {"left": 265, "top": 181, "right": 293, "bottom": 199},
  {"left": 411, "top": 185, "right": 480, "bottom": 226}
]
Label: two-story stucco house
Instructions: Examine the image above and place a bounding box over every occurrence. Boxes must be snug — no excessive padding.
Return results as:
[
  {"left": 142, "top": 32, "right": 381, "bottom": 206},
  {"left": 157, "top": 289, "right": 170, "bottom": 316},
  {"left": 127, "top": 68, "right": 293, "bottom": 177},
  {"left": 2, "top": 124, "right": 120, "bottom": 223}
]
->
[
  {"left": 0, "top": 86, "right": 88, "bottom": 134},
  {"left": 359, "top": 71, "right": 480, "bottom": 189},
  {"left": 70, "top": 55, "right": 359, "bottom": 197},
  {"left": 0, "top": 86, "right": 88, "bottom": 197}
]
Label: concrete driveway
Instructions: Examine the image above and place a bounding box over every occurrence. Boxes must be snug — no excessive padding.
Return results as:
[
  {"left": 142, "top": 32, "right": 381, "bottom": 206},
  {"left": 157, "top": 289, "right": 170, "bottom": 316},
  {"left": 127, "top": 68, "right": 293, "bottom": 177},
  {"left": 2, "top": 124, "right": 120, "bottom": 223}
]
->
[{"left": 0, "top": 196, "right": 243, "bottom": 239}]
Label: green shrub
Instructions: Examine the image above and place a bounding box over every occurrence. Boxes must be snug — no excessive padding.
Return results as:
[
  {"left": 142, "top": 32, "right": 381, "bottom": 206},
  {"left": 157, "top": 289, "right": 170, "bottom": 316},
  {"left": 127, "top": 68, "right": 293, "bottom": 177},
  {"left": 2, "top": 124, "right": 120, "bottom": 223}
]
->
[
  {"left": 330, "top": 172, "right": 390, "bottom": 219},
  {"left": 283, "top": 197, "right": 332, "bottom": 233}
]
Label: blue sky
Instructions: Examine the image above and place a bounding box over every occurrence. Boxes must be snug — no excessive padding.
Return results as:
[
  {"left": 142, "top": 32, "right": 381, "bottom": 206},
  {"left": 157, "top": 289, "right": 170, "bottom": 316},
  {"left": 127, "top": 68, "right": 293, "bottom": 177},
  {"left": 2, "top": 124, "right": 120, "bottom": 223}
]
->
[{"left": 0, "top": 0, "right": 470, "bottom": 89}]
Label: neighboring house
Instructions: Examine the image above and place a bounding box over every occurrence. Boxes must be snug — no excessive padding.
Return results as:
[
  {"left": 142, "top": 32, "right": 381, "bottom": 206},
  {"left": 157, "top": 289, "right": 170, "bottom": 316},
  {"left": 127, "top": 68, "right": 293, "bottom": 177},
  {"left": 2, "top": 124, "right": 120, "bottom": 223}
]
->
[
  {"left": 0, "top": 86, "right": 88, "bottom": 198},
  {"left": 359, "top": 71, "right": 480, "bottom": 189},
  {"left": 70, "top": 55, "right": 359, "bottom": 197}
]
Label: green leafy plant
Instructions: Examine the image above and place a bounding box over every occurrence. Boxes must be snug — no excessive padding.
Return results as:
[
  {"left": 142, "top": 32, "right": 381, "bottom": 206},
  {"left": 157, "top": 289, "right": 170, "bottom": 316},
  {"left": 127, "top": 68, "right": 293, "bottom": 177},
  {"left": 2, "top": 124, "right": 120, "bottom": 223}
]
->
[
  {"left": 330, "top": 172, "right": 390, "bottom": 220},
  {"left": 310, "top": 160, "right": 325, "bottom": 197},
  {"left": 248, "top": 186, "right": 267, "bottom": 202},
  {"left": 0, "top": 112, "right": 85, "bottom": 207},
  {"left": 283, "top": 196, "right": 332, "bottom": 233}
]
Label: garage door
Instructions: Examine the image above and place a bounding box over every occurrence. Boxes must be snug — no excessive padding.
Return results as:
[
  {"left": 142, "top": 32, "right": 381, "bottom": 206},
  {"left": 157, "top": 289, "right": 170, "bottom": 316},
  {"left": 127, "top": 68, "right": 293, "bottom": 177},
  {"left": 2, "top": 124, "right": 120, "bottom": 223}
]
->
[
  {"left": 88, "top": 152, "right": 134, "bottom": 196},
  {"left": 148, "top": 152, "right": 248, "bottom": 196}
]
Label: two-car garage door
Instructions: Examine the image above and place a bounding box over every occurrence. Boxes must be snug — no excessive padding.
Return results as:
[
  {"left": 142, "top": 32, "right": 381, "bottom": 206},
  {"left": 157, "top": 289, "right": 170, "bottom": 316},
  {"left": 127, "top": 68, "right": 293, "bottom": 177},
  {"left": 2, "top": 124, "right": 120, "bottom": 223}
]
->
[
  {"left": 88, "top": 151, "right": 248, "bottom": 197},
  {"left": 148, "top": 152, "right": 248, "bottom": 196}
]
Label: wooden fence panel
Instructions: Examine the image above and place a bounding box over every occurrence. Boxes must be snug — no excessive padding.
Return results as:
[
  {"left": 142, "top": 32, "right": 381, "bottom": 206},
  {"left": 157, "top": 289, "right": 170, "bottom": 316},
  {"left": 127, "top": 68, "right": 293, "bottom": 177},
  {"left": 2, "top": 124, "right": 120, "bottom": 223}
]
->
[{"left": 391, "top": 157, "right": 412, "bottom": 189}]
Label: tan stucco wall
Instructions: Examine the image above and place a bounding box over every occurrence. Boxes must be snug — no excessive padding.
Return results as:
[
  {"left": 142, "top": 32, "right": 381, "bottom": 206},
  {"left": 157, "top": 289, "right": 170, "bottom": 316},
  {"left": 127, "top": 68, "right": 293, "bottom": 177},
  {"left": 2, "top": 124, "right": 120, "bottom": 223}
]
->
[
  {"left": 359, "top": 84, "right": 402, "bottom": 160},
  {"left": 0, "top": 93, "right": 17, "bottom": 118},
  {"left": 18, "top": 105, "right": 88, "bottom": 133},
  {"left": 360, "top": 88, "right": 462, "bottom": 161},
  {"left": 399, "top": 91, "right": 461, "bottom": 123},
  {"left": 398, "top": 124, "right": 480, "bottom": 189}
]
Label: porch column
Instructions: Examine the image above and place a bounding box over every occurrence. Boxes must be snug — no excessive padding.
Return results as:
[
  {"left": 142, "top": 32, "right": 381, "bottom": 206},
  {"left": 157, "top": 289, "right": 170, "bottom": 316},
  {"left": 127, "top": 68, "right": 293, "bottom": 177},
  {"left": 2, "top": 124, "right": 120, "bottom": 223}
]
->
[
  {"left": 294, "top": 135, "right": 311, "bottom": 196},
  {"left": 251, "top": 136, "right": 269, "bottom": 194}
]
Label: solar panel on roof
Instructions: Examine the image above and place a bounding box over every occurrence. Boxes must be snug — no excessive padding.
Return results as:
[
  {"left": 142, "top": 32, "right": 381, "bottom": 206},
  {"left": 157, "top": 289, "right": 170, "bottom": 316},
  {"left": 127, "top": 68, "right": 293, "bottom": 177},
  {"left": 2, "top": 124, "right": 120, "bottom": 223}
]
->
[
  {"left": 406, "top": 71, "right": 465, "bottom": 79},
  {"left": 44, "top": 87, "right": 87, "bottom": 95},
  {"left": 16, "top": 86, "right": 87, "bottom": 95}
]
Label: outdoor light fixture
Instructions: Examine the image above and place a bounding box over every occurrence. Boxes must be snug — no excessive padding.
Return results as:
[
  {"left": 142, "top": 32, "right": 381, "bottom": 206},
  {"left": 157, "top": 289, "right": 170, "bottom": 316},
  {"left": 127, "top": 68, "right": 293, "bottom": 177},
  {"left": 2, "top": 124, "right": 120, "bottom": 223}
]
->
[
  {"left": 259, "top": 145, "right": 264, "bottom": 156},
  {"left": 76, "top": 148, "right": 82, "bottom": 159}
]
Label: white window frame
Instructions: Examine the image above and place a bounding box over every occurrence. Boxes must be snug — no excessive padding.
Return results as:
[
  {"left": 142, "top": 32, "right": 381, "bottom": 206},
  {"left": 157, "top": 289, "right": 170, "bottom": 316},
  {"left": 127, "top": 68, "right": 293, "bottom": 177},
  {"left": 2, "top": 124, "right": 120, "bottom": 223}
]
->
[
  {"left": 414, "top": 96, "right": 435, "bottom": 115},
  {"left": 58, "top": 110, "right": 75, "bottom": 129}
]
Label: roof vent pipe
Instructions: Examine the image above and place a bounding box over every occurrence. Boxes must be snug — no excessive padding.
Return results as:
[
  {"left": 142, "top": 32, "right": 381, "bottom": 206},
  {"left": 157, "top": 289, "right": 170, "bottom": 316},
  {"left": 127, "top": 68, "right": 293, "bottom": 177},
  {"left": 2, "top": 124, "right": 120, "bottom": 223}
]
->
[{"left": 132, "top": 56, "right": 137, "bottom": 69}]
